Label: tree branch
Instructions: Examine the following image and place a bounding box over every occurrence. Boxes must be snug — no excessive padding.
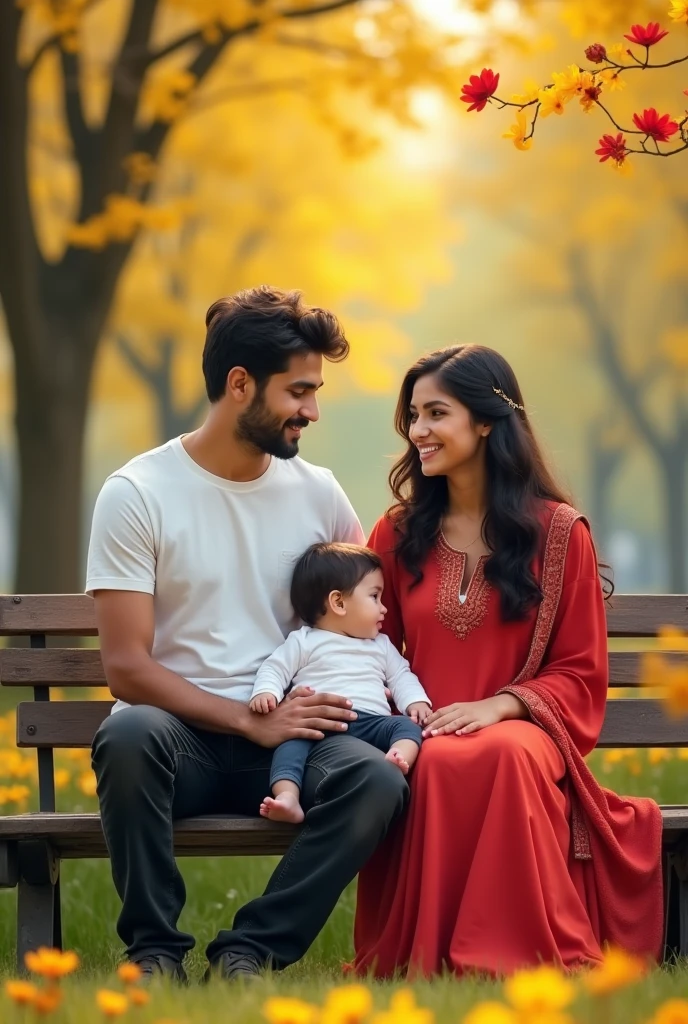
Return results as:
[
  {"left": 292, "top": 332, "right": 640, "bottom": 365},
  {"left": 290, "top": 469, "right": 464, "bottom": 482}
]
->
[
  {"left": 115, "top": 333, "right": 157, "bottom": 387},
  {"left": 567, "top": 247, "right": 667, "bottom": 457},
  {"left": 59, "top": 49, "right": 92, "bottom": 169},
  {"left": 144, "top": 0, "right": 361, "bottom": 66}
]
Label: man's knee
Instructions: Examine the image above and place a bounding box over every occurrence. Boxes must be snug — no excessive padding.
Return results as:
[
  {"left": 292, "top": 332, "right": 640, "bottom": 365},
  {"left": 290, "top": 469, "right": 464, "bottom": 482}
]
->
[
  {"left": 349, "top": 745, "right": 409, "bottom": 822},
  {"left": 92, "top": 705, "right": 173, "bottom": 782}
]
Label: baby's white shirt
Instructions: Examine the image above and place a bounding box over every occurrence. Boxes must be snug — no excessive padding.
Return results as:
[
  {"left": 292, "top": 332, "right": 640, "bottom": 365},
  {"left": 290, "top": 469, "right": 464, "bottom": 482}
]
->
[{"left": 251, "top": 626, "right": 430, "bottom": 716}]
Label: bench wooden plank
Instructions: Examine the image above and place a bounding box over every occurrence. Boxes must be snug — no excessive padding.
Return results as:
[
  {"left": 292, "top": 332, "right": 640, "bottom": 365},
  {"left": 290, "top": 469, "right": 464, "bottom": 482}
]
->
[
  {"left": 16, "top": 697, "right": 688, "bottom": 749},
  {"left": 4, "top": 649, "right": 684, "bottom": 690},
  {"left": 0, "top": 596, "right": 96, "bottom": 637},
  {"left": 2, "top": 594, "right": 687, "bottom": 640},
  {"left": 606, "top": 595, "right": 688, "bottom": 637},
  {"left": 0, "top": 808, "right": 684, "bottom": 861},
  {"left": 17, "top": 702, "right": 113, "bottom": 747},
  {"left": 0, "top": 814, "right": 297, "bottom": 859},
  {"left": 1, "top": 649, "right": 106, "bottom": 687}
]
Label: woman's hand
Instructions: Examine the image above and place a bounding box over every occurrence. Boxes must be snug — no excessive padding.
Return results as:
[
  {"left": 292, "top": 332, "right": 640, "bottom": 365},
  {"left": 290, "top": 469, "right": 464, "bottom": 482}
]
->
[{"left": 422, "top": 693, "right": 525, "bottom": 738}]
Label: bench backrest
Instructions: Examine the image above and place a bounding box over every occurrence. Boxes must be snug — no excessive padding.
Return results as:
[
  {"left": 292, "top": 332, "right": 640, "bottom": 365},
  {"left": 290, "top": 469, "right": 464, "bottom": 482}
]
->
[{"left": 1, "top": 593, "right": 688, "bottom": 811}]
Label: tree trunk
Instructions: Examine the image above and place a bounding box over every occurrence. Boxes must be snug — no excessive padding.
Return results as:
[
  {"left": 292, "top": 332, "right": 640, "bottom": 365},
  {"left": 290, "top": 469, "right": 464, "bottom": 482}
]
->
[
  {"left": 661, "top": 450, "right": 687, "bottom": 594},
  {"left": 12, "top": 333, "right": 94, "bottom": 594}
]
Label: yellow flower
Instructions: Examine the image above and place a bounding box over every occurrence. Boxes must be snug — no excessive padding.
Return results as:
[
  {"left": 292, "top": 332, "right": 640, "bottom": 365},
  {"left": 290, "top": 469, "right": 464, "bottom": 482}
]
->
[
  {"left": 25, "top": 947, "right": 79, "bottom": 979},
  {"left": 511, "top": 80, "right": 540, "bottom": 105},
  {"left": 669, "top": 0, "right": 688, "bottom": 24},
  {"left": 5, "top": 979, "right": 39, "bottom": 1005},
  {"left": 54, "top": 768, "right": 71, "bottom": 790},
  {"left": 606, "top": 43, "right": 632, "bottom": 65},
  {"left": 117, "top": 962, "right": 142, "bottom": 984},
  {"left": 503, "top": 111, "right": 533, "bottom": 151},
  {"left": 263, "top": 998, "right": 319, "bottom": 1024},
  {"left": 583, "top": 947, "right": 647, "bottom": 995},
  {"left": 34, "top": 985, "right": 63, "bottom": 1014},
  {"left": 504, "top": 965, "right": 576, "bottom": 1013},
  {"left": 372, "top": 990, "right": 433, "bottom": 1024},
  {"left": 651, "top": 999, "right": 688, "bottom": 1024},
  {"left": 78, "top": 771, "right": 98, "bottom": 796},
  {"left": 648, "top": 748, "right": 672, "bottom": 765},
  {"left": 538, "top": 89, "right": 566, "bottom": 117},
  {"left": 322, "top": 986, "right": 374, "bottom": 1024},
  {"left": 658, "top": 627, "right": 688, "bottom": 652},
  {"left": 129, "top": 988, "right": 151, "bottom": 1007},
  {"left": 97, "top": 989, "right": 130, "bottom": 1017},
  {"left": 463, "top": 1003, "right": 518, "bottom": 1024},
  {"left": 598, "top": 69, "right": 626, "bottom": 92},
  {"left": 666, "top": 670, "right": 688, "bottom": 718},
  {"left": 550, "top": 65, "right": 585, "bottom": 103}
]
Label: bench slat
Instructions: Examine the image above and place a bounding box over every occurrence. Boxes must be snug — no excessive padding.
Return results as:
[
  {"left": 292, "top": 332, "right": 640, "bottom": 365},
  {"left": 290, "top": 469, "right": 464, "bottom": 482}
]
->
[
  {"left": 1, "top": 649, "right": 106, "bottom": 687},
  {"left": 0, "top": 595, "right": 96, "bottom": 637},
  {"left": 606, "top": 595, "right": 688, "bottom": 637},
  {"left": 3, "top": 648, "right": 686, "bottom": 690},
  {"left": 1, "top": 594, "right": 687, "bottom": 640},
  {"left": 17, "top": 701, "right": 113, "bottom": 747},
  {"left": 15, "top": 697, "right": 688, "bottom": 749},
  {"left": 0, "top": 814, "right": 297, "bottom": 858},
  {"left": 0, "top": 808, "right": 685, "bottom": 860}
]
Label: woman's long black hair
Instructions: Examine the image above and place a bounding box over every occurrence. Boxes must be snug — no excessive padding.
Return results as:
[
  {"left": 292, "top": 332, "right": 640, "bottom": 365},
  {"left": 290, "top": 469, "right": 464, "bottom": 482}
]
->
[{"left": 389, "top": 345, "right": 610, "bottom": 621}]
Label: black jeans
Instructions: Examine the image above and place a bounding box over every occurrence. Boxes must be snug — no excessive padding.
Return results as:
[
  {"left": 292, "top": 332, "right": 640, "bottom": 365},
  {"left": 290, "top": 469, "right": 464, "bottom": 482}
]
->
[
  {"left": 91, "top": 705, "right": 408, "bottom": 967},
  {"left": 270, "top": 711, "right": 422, "bottom": 788}
]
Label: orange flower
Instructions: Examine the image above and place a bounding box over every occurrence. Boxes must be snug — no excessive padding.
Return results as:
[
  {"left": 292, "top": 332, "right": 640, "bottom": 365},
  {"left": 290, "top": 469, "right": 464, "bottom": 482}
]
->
[
  {"left": 583, "top": 947, "right": 647, "bottom": 994},
  {"left": 97, "top": 989, "right": 130, "bottom": 1016},
  {"left": 130, "top": 988, "right": 151, "bottom": 1007},
  {"left": 34, "top": 985, "right": 63, "bottom": 1014},
  {"left": 5, "top": 979, "right": 39, "bottom": 1005},
  {"left": 117, "top": 962, "right": 142, "bottom": 984},
  {"left": 25, "top": 947, "right": 79, "bottom": 979}
]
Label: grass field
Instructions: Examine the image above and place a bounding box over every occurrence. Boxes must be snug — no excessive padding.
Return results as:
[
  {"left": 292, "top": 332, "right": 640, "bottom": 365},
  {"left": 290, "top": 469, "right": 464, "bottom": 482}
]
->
[{"left": 1, "top": 700, "right": 687, "bottom": 1022}]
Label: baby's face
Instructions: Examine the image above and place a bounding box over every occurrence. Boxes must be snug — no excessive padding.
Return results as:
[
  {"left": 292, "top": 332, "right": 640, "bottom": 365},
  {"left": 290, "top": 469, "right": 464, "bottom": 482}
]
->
[{"left": 341, "top": 568, "right": 387, "bottom": 640}]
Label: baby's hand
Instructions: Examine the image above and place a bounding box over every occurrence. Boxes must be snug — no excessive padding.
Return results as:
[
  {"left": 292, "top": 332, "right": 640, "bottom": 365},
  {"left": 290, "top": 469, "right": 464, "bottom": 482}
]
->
[
  {"left": 250, "top": 693, "right": 278, "bottom": 714},
  {"left": 407, "top": 701, "right": 432, "bottom": 725}
]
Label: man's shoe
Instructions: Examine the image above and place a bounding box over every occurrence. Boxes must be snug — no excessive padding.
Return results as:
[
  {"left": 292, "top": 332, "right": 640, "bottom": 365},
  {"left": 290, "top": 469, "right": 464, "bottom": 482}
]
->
[
  {"left": 130, "top": 954, "right": 188, "bottom": 984},
  {"left": 204, "top": 952, "right": 263, "bottom": 983}
]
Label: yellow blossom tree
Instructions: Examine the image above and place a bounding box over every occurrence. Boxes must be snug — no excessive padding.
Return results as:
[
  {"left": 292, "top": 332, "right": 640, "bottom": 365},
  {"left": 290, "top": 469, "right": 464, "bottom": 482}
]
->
[{"left": 0, "top": 0, "right": 468, "bottom": 592}]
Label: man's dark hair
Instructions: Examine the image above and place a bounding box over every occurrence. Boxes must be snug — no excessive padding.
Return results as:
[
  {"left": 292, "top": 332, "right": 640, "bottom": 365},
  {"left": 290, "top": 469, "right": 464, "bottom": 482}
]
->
[
  {"left": 290, "top": 543, "right": 382, "bottom": 627},
  {"left": 203, "top": 286, "right": 350, "bottom": 402}
]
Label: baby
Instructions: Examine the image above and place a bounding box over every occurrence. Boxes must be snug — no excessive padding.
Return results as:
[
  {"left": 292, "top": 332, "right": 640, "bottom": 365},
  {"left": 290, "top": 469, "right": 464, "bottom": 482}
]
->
[{"left": 249, "top": 542, "right": 432, "bottom": 824}]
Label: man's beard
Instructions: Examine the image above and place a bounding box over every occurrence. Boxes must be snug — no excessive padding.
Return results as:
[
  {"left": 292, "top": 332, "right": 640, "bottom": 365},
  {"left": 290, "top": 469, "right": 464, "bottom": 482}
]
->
[{"left": 236, "top": 392, "right": 309, "bottom": 460}]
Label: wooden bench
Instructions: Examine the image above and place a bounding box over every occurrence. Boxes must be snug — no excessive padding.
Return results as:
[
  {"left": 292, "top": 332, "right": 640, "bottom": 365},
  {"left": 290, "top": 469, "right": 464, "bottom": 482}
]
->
[{"left": 0, "top": 593, "right": 687, "bottom": 970}]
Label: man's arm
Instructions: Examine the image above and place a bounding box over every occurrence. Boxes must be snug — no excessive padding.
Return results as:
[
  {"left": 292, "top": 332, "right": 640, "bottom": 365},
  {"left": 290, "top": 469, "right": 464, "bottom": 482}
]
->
[{"left": 95, "top": 590, "right": 356, "bottom": 746}]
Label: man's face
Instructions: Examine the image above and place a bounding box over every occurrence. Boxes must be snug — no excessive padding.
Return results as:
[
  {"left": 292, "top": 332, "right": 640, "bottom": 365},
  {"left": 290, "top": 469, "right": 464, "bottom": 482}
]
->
[{"left": 236, "top": 351, "right": 324, "bottom": 459}]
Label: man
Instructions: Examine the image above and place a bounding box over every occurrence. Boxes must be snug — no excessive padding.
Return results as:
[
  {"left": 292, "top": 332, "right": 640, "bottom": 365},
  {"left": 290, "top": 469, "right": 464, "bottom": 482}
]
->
[{"left": 87, "top": 286, "right": 408, "bottom": 982}]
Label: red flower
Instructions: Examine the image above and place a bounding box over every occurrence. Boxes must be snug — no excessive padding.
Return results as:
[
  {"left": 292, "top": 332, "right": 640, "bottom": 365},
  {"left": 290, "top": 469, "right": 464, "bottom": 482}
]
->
[
  {"left": 595, "top": 132, "right": 628, "bottom": 164},
  {"left": 460, "top": 69, "right": 500, "bottom": 112},
  {"left": 632, "top": 107, "right": 679, "bottom": 142},
  {"left": 585, "top": 43, "right": 607, "bottom": 63},
  {"left": 624, "top": 22, "right": 669, "bottom": 46}
]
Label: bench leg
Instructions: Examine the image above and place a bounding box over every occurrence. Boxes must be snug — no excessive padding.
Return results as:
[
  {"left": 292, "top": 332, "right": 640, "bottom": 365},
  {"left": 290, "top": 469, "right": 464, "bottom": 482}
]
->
[
  {"left": 664, "top": 841, "right": 688, "bottom": 960},
  {"left": 16, "top": 841, "right": 61, "bottom": 972}
]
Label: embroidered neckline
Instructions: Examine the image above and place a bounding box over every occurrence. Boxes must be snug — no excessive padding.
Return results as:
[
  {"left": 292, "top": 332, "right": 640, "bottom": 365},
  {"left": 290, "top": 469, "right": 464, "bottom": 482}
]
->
[{"left": 435, "top": 536, "right": 491, "bottom": 640}]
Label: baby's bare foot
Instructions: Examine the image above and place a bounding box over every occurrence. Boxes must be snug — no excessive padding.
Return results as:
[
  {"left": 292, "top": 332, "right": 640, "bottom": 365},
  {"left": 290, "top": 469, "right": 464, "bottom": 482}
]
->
[
  {"left": 260, "top": 793, "right": 305, "bottom": 824},
  {"left": 385, "top": 748, "right": 410, "bottom": 775}
]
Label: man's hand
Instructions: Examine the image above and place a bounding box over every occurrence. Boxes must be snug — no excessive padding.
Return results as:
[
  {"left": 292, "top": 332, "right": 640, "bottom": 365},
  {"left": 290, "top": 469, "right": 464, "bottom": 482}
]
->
[
  {"left": 249, "top": 693, "right": 278, "bottom": 714},
  {"left": 407, "top": 701, "right": 432, "bottom": 725},
  {"left": 422, "top": 694, "right": 525, "bottom": 738},
  {"left": 243, "top": 691, "right": 358, "bottom": 748}
]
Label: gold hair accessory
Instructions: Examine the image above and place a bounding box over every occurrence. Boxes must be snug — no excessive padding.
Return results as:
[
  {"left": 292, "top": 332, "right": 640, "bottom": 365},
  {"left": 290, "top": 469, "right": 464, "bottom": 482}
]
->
[{"left": 492, "top": 387, "right": 524, "bottom": 412}]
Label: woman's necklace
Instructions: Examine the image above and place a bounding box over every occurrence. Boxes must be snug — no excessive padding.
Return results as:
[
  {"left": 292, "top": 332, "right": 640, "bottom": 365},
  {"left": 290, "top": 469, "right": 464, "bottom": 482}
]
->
[{"left": 442, "top": 518, "right": 484, "bottom": 552}]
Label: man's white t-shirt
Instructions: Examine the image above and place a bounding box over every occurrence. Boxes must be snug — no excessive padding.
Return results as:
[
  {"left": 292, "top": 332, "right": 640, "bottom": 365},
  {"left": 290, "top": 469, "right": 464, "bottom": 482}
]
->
[
  {"left": 251, "top": 626, "right": 430, "bottom": 717},
  {"left": 85, "top": 437, "right": 365, "bottom": 711}
]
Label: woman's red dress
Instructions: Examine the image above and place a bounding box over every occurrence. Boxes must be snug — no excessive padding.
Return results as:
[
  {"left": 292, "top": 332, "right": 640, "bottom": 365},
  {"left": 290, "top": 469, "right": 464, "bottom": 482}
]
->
[{"left": 353, "top": 502, "right": 663, "bottom": 978}]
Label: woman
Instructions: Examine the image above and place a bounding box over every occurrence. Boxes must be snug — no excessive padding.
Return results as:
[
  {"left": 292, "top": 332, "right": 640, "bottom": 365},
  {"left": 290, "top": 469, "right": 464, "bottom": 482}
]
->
[{"left": 354, "top": 345, "right": 663, "bottom": 978}]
